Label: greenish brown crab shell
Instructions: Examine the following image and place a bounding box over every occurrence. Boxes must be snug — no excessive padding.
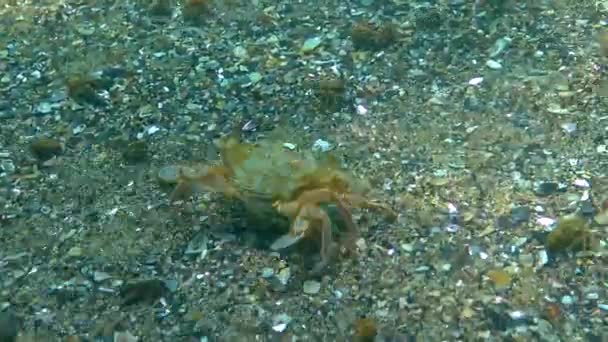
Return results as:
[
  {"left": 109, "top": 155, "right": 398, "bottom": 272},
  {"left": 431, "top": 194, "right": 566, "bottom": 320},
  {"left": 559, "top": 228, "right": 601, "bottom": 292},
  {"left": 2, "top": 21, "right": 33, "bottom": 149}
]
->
[{"left": 223, "top": 141, "right": 370, "bottom": 250}]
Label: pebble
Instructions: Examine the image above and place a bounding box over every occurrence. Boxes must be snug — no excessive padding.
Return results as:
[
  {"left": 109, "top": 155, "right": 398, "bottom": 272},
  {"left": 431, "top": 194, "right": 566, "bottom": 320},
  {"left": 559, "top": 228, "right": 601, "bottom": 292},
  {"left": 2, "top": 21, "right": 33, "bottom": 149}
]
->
[
  {"left": 93, "top": 271, "right": 112, "bottom": 282},
  {"left": 312, "top": 139, "right": 332, "bottom": 152},
  {"left": 0, "top": 159, "right": 15, "bottom": 174},
  {"left": 272, "top": 313, "right": 292, "bottom": 332},
  {"left": 414, "top": 266, "right": 430, "bottom": 273},
  {"left": 489, "top": 37, "right": 512, "bottom": 57},
  {"left": 400, "top": 243, "right": 414, "bottom": 253},
  {"left": 261, "top": 267, "right": 275, "bottom": 278},
  {"left": 276, "top": 267, "right": 291, "bottom": 285},
  {"left": 0, "top": 311, "right": 18, "bottom": 342},
  {"left": 580, "top": 201, "right": 596, "bottom": 217},
  {"left": 536, "top": 250, "right": 549, "bottom": 268},
  {"left": 246, "top": 72, "right": 262, "bottom": 85},
  {"left": 511, "top": 206, "right": 530, "bottom": 225},
  {"left": 518, "top": 253, "right": 534, "bottom": 267},
  {"left": 157, "top": 165, "right": 180, "bottom": 185},
  {"left": 34, "top": 101, "right": 54, "bottom": 114},
  {"left": 67, "top": 246, "right": 83, "bottom": 257},
  {"left": 485, "top": 60, "right": 503, "bottom": 69},
  {"left": 594, "top": 211, "right": 608, "bottom": 226},
  {"left": 31, "top": 138, "right": 63, "bottom": 161},
  {"left": 301, "top": 37, "right": 322, "bottom": 53},
  {"left": 185, "top": 233, "right": 208, "bottom": 256},
  {"left": 303, "top": 280, "right": 321, "bottom": 294},
  {"left": 561, "top": 295, "right": 575, "bottom": 306},
  {"left": 586, "top": 292, "right": 599, "bottom": 300},
  {"left": 468, "top": 77, "right": 483, "bottom": 86},
  {"left": 113, "top": 331, "right": 138, "bottom": 342},
  {"left": 534, "top": 182, "right": 559, "bottom": 197},
  {"left": 233, "top": 45, "right": 249, "bottom": 59}
]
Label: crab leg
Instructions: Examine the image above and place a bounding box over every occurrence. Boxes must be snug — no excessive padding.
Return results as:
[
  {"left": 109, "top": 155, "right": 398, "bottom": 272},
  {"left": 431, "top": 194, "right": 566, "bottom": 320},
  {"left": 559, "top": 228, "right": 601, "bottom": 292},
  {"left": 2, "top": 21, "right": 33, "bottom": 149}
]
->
[
  {"left": 296, "top": 204, "right": 333, "bottom": 270},
  {"left": 292, "top": 188, "right": 360, "bottom": 243},
  {"left": 170, "top": 165, "right": 239, "bottom": 202}
]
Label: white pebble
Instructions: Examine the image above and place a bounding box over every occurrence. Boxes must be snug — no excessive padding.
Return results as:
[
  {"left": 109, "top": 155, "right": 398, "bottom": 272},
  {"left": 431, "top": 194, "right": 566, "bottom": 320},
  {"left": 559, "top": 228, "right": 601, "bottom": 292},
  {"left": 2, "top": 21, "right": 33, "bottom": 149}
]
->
[
  {"left": 485, "top": 60, "right": 503, "bottom": 70},
  {"left": 468, "top": 77, "right": 484, "bottom": 86}
]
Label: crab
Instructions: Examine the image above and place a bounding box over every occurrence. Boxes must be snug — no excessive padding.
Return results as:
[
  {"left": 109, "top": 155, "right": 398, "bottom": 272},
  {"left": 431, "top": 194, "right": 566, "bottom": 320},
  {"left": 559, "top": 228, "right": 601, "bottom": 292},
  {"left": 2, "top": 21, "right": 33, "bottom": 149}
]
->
[{"left": 170, "top": 133, "right": 395, "bottom": 273}]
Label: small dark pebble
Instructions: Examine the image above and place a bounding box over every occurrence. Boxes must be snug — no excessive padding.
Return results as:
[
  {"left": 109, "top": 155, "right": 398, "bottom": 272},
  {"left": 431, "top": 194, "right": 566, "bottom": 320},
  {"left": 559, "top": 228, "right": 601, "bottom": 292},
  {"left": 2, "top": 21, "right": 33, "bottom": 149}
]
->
[
  {"left": 579, "top": 201, "right": 596, "bottom": 217},
  {"left": 0, "top": 310, "right": 19, "bottom": 342},
  {"left": 534, "top": 182, "right": 559, "bottom": 197},
  {"left": 101, "top": 67, "right": 130, "bottom": 79},
  {"left": 495, "top": 215, "right": 512, "bottom": 229},
  {"left": 414, "top": 9, "right": 443, "bottom": 29},
  {"left": 123, "top": 141, "right": 148, "bottom": 163},
  {"left": 149, "top": 0, "right": 174, "bottom": 17},
  {"left": 483, "top": 305, "right": 509, "bottom": 331},
  {"left": 30, "top": 138, "right": 63, "bottom": 161},
  {"left": 67, "top": 78, "right": 106, "bottom": 106},
  {"left": 120, "top": 279, "right": 168, "bottom": 306},
  {"left": 511, "top": 206, "right": 530, "bottom": 225},
  {"left": 586, "top": 333, "right": 604, "bottom": 342}
]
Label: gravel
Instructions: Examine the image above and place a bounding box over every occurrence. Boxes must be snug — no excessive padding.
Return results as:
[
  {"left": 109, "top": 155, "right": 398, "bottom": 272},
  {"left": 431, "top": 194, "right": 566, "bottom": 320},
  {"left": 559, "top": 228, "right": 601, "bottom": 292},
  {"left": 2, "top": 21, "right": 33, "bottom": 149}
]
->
[{"left": 0, "top": 0, "right": 606, "bottom": 341}]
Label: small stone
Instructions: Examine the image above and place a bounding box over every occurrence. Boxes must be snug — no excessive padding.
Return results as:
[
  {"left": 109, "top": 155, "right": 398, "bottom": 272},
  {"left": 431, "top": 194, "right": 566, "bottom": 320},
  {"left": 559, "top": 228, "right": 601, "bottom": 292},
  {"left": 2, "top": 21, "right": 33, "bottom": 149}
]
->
[
  {"left": 579, "top": 201, "right": 596, "bottom": 217},
  {"left": 76, "top": 25, "right": 95, "bottom": 36},
  {"left": 34, "top": 101, "right": 53, "bottom": 114},
  {"left": 282, "top": 143, "right": 297, "bottom": 150},
  {"left": 561, "top": 295, "right": 575, "bottom": 306},
  {"left": 185, "top": 233, "right": 208, "bottom": 256},
  {"left": 247, "top": 72, "right": 262, "bottom": 85},
  {"left": 468, "top": 77, "right": 483, "bottom": 86},
  {"left": 113, "top": 331, "right": 138, "bottom": 342},
  {"left": 594, "top": 211, "right": 608, "bottom": 226},
  {"left": 560, "top": 122, "right": 577, "bottom": 134},
  {"left": 489, "top": 37, "right": 511, "bottom": 57},
  {"left": 518, "top": 253, "right": 534, "bottom": 267},
  {"left": 400, "top": 243, "right": 414, "bottom": 253},
  {"left": 534, "top": 182, "right": 559, "bottom": 197},
  {"left": 486, "top": 269, "right": 512, "bottom": 289},
  {"left": 312, "top": 139, "right": 332, "bottom": 152},
  {"left": 303, "top": 280, "right": 321, "bottom": 294},
  {"left": 272, "top": 313, "right": 292, "bottom": 332},
  {"left": 460, "top": 306, "right": 475, "bottom": 319},
  {"left": 0, "top": 159, "right": 15, "bottom": 174},
  {"left": 157, "top": 165, "right": 180, "bottom": 185},
  {"left": 123, "top": 141, "right": 148, "bottom": 163},
  {"left": 0, "top": 311, "right": 19, "bottom": 342},
  {"left": 261, "top": 267, "right": 274, "bottom": 278},
  {"left": 537, "top": 249, "right": 549, "bottom": 268},
  {"left": 121, "top": 279, "right": 167, "bottom": 306},
  {"left": 485, "top": 60, "right": 503, "bottom": 69},
  {"left": 586, "top": 292, "right": 599, "bottom": 300},
  {"left": 67, "top": 246, "right": 83, "bottom": 257},
  {"left": 276, "top": 267, "right": 291, "bottom": 285},
  {"left": 414, "top": 265, "right": 430, "bottom": 273},
  {"left": 31, "top": 138, "right": 63, "bottom": 161},
  {"left": 513, "top": 237, "right": 528, "bottom": 247},
  {"left": 233, "top": 45, "right": 249, "bottom": 60},
  {"left": 164, "top": 279, "right": 179, "bottom": 293},
  {"left": 301, "top": 36, "right": 322, "bottom": 53},
  {"left": 93, "top": 271, "right": 112, "bottom": 282},
  {"left": 511, "top": 206, "right": 530, "bottom": 225}
]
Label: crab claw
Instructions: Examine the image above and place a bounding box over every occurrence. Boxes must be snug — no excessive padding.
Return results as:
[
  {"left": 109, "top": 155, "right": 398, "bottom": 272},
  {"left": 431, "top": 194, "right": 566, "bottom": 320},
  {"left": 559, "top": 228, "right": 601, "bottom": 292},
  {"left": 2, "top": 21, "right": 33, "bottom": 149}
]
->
[{"left": 270, "top": 232, "right": 305, "bottom": 250}]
